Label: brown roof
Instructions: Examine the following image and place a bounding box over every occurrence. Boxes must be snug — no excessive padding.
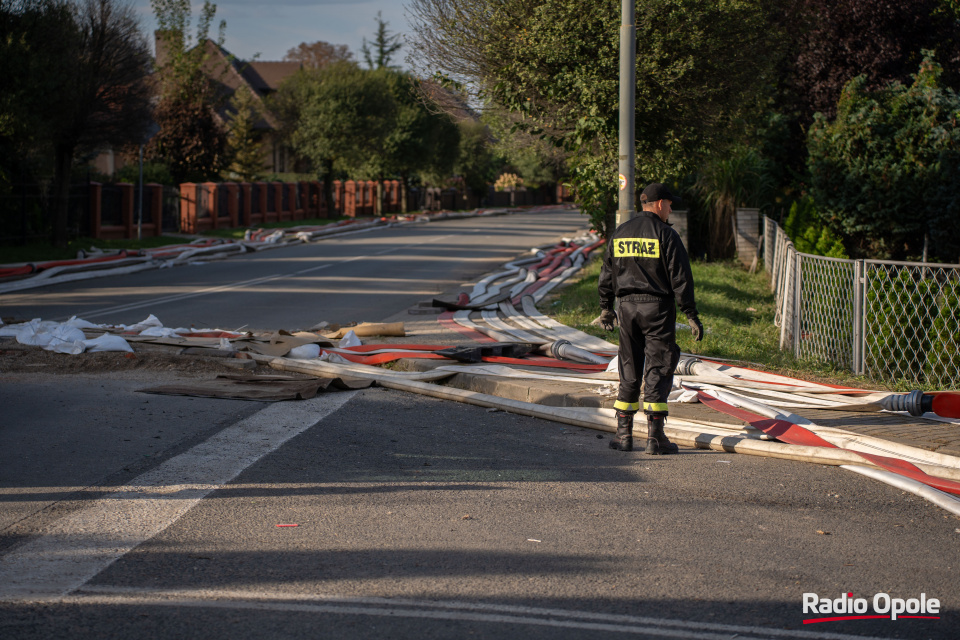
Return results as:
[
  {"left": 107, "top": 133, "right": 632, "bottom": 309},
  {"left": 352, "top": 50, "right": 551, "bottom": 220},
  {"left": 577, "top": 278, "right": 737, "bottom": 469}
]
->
[
  {"left": 242, "top": 62, "right": 302, "bottom": 93},
  {"left": 196, "top": 42, "right": 303, "bottom": 130}
]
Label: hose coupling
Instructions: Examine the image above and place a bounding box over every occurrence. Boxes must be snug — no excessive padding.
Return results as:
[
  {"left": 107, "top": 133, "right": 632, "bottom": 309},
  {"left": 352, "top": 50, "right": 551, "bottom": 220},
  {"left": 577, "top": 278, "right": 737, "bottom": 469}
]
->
[
  {"left": 675, "top": 357, "right": 702, "bottom": 377},
  {"left": 879, "top": 389, "right": 934, "bottom": 416}
]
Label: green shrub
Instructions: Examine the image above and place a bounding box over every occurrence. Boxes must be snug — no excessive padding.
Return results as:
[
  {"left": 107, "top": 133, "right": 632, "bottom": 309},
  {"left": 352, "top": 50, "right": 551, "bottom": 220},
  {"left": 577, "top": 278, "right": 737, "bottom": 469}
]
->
[
  {"left": 925, "top": 277, "right": 960, "bottom": 389},
  {"left": 808, "top": 53, "right": 960, "bottom": 262},
  {"left": 783, "top": 196, "right": 848, "bottom": 258},
  {"left": 865, "top": 268, "right": 933, "bottom": 384},
  {"left": 115, "top": 161, "right": 173, "bottom": 185}
]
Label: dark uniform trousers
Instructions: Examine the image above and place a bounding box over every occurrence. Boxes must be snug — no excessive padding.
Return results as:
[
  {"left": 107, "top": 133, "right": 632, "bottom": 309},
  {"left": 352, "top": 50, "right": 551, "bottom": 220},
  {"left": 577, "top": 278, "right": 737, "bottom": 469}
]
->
[{"left": 615, "top": 294, "right": 680, "bottom": 416}]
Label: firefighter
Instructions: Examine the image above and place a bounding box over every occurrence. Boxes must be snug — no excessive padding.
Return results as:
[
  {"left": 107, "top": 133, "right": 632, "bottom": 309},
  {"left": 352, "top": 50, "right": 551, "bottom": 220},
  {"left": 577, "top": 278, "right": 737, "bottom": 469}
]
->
[{"left": 598, "top": 182, "right": 703, "bottom": 454}]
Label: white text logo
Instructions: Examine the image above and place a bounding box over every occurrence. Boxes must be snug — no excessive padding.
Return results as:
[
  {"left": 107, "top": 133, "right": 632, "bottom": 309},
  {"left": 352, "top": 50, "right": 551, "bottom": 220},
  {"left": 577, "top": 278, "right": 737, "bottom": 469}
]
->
[{"left": 802, "top": 592, "right": 940, "bottom": 624}]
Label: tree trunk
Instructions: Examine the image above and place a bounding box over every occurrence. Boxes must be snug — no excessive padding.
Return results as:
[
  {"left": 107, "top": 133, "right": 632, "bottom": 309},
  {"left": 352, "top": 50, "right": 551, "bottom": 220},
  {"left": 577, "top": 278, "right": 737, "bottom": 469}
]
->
[
  {"left": 322, "top": 159, "right": 335, "bottom": 218},
  {"left": 604, "top": 207, "right": 616, "bottom": 239},
  {"left": 400, "top": 175, "right": 409, "bottom": 214},
  {"left": 51, "top": 143, "right": 75, "bottom": 248}
]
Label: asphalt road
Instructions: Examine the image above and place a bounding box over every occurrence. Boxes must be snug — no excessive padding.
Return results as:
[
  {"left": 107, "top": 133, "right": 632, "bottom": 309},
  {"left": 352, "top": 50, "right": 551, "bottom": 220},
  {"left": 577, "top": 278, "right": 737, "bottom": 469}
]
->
[
  {"left": 0, "top": 210, "right": 591, "bottom": 329},
  {"left": 2, "top": 209, "right": 958, "bottom": 638},
  {"left": 1, "top": 383, "right": 957, "bottom": 639}
]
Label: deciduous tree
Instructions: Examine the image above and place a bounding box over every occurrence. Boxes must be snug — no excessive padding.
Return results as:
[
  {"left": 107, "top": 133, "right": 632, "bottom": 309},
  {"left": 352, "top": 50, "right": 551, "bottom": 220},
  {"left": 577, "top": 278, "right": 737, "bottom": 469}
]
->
[
  {"left": 283, "top": 40, "right": 352, "bottom": 68},
  {"left": 807, "top": 55, "right": 960, "bottom": 261},
  {"left": 765, "top": 0, "right": 960, "bottom": 184},
  {"left": 359, "top": 71, "right": 460, "bottom": 213},
  {"left": 279, "top": 62, "right": 395, "bottom": 216},
  {"left": 0, "top": 0, "right": 76, "bottom": 184},
  {"left": 149, "top": 0, "right": 227, "bottom": 184},
  {"left": 453, "top": 120, "right": 497, "bottom": 202},
  {"left": 18, "top": 0, "right": 153, "bottom": 247},
  {"left": 408, "top": 0, "right": 782, "bottom": 236},
  {"left": 786, "top": 0, "right": 960, "bottom": 124}
]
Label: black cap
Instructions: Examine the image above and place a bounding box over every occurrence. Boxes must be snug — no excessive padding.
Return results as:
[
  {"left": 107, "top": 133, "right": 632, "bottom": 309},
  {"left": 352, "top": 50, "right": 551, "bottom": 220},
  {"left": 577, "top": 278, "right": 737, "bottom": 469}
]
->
[{"left": 640, "top": 183, "right": 682, "bottom": 206}]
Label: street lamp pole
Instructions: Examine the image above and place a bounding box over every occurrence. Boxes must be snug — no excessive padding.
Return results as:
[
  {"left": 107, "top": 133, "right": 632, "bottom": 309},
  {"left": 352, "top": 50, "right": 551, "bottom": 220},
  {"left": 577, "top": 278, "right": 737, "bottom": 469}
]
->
[
  {"left": 137, "top": 143, "right": 144, "bottom": 241},
  {"left": 617, "top": 0, "right": 636, "bottom": 228}
]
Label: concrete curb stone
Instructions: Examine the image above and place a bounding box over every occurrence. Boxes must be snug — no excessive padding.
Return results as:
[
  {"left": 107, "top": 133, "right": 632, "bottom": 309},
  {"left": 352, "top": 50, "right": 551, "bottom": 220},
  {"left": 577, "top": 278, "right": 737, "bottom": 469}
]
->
[{"left": 378, "top": 300, "right": 960, "bottom": 460}]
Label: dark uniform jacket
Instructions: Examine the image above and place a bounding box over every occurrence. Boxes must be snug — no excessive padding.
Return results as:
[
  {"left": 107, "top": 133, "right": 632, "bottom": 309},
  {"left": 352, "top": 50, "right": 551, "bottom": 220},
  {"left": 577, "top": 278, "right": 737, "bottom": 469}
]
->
[{"left": 598, "top": 211, "right": 698, "bottom": 320}]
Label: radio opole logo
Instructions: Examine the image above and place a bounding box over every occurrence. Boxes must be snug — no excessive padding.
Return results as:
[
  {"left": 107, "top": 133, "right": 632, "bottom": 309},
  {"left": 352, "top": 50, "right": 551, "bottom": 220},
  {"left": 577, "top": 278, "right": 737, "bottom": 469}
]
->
[{"left": 803, "top": 592, "right": 941, "bottom": 624}]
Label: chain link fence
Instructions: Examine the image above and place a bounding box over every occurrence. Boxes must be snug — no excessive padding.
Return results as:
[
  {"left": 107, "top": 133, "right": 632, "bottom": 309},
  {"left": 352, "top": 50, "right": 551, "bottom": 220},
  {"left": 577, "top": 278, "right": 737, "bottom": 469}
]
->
[{"left": 763, "top": 216, "right": 960, "bottom": 389}]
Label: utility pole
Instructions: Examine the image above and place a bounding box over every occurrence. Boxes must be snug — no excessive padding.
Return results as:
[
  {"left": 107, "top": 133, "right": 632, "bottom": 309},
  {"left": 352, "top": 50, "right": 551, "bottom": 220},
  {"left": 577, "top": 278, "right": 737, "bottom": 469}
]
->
[
  {"left": 137, "top": 144, "right": 144, "bottom": 241},
  {"left": 617, "top": 0, "right": 636, "bottom": 228}
]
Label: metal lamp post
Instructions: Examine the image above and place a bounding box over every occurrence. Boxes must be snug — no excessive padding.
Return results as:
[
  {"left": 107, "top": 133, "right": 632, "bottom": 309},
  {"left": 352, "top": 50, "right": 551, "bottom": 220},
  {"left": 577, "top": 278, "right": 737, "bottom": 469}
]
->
[
  {"left": 137, "top": 143, "right": 144, "bottom": 240},
  {"left": 616, "top": 0, "right": 636, "bottom": 228}
]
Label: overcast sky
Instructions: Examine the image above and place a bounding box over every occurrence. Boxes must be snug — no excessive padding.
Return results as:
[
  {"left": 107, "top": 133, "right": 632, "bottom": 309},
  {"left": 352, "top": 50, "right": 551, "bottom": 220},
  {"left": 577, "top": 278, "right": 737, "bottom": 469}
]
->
[{"left": 129, "top": 0, "right": 411, "bottom": 65}]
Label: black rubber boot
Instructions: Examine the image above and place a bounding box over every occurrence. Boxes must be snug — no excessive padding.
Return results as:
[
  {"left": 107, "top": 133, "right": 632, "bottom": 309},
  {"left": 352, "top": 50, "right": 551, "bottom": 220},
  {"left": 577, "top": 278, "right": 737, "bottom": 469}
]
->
[
  {"left": 609, "top": 410, "right": 635, "bottom": 451},
  {"left": 645, "top": 414, "right": 678, "bottom": 455}
]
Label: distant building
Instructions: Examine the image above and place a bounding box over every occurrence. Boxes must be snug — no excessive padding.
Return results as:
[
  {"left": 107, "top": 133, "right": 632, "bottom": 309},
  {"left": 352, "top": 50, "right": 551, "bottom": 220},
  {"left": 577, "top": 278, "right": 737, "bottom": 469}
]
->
[{"left": 93, "top": 34, "right": 305, "bottom": 180}]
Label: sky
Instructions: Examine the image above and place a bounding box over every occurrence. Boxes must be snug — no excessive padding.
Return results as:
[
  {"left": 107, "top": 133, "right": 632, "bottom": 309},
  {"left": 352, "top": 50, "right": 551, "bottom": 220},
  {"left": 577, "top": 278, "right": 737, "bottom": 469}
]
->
[{"left": 129, "top": 0, "right": 411, "bottom": 65}]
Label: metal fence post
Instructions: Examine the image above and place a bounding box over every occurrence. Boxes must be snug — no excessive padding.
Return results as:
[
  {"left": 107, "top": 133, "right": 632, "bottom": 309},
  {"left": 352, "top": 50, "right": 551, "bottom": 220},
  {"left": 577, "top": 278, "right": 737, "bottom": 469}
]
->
[
  {"left": 779, "top": 247, "right": 793, "bottom": 350},
  {"left": 793, "top": 253, "right": 803, "bottom": 356},
  {"left": 852, "top": 260, "right": 863, "bottom": 375}
]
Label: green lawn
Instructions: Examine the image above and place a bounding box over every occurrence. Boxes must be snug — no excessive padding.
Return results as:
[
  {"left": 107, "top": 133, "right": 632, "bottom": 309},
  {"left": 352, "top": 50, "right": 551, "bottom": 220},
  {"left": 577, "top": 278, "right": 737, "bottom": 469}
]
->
[
  {"left": 0, "top": 235, "right": 191, "bottom": 264},
  {"left": 0, "top": 213, "right": 409, "bottom": 261},
  {"left": 547, "top": 255, "right": 888, "bottom": 390}
]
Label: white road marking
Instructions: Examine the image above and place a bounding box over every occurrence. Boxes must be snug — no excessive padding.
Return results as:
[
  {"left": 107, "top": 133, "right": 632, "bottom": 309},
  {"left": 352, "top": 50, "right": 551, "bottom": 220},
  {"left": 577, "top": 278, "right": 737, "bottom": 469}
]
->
[
  {"left": 0, "top": 392, "right": 358, "bottom": 601},
  {"left": 72, "top": 272, "right": 286, "bottom": 320},
  {"left": 75, "top": 234, "right": 457, "bottom": 320},
  {"left": 54, "top": 587, "right": 896, "bottom": 640}
]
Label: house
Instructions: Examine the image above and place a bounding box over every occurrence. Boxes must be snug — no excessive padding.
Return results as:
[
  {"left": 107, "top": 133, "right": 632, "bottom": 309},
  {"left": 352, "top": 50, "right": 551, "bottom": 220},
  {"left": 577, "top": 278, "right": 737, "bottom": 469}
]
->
[
  {"left": 93, "top": 34, "right": 304, "bottom": 179},
  {"left": 195, "top": 40, "right": 303, "bottom": 175}
]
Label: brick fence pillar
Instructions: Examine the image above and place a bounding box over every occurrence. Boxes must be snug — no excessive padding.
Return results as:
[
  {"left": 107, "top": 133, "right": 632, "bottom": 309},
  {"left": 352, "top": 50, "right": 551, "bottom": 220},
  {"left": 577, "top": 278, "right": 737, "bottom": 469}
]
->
[{"left": 343, "top": 180, "right": 356, "bottom": 217}]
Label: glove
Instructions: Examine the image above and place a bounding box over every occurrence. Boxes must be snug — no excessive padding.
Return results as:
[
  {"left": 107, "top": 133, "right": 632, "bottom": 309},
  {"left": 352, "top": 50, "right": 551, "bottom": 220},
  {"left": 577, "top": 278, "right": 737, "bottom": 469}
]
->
[
  {"left": 687, "top": 316, "right": 704, "bottom": 342},
  {"left": 599, "top": 309, "right": 617, "bottom": 332}
]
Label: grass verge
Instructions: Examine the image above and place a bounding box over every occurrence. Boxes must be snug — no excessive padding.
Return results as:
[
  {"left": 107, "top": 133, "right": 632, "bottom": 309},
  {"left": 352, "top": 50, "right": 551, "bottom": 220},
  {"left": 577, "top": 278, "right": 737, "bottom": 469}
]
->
[
  {"left": 0, "top": 235, "right": 191, "bottom": 264},
  {"left": 546, "top": 255, "right": 889, "bottom": 390},
  {"left": 1, "top": 212, "right": 407, "bottom": 261}
]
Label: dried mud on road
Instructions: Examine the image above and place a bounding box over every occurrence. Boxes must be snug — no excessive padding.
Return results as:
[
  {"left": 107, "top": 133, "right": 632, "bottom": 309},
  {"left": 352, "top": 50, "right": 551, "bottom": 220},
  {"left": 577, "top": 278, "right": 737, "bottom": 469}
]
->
[{"left": 0, "top": 340, "right": 270, "bottom": 378}]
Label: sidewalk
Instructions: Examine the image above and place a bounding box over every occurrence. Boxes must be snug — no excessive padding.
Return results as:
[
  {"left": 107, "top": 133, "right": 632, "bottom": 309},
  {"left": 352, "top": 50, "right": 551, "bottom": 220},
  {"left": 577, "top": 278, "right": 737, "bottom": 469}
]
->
[{"left": 376, "top": 310, "right": 960, "bottom": 461}]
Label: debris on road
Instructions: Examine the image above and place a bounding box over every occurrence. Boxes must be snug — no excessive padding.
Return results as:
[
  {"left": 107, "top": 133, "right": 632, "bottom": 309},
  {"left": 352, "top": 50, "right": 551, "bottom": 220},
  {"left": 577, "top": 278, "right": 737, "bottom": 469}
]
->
[
  {"left": 5, "top": 224, "right": 960, "bottom": 519},
  {"left": 137, "top": 373, "right": 372, "bottom": 401},
  {"left": 0, "top": 317, "right": 134, "bottom": 355},
  {"left": 321, "top": 322, "right": 405, "bottom": 340}
]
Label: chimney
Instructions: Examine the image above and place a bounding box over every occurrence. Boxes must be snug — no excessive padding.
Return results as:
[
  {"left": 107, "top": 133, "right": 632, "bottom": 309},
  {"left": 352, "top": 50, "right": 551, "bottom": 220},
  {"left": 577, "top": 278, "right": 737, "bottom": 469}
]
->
[{"left": 154, "top": 30, "right": 176, "bottom": 69}]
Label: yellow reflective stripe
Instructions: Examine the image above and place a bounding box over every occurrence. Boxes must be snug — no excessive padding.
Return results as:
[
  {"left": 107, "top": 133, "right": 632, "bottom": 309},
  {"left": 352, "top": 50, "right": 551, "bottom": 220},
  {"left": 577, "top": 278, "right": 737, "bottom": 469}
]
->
[
  {"left": 643, "top": 402, "right": 669, "bottom": 413},
  {"left": 613, "top": 401, "right": 640, "bottom": 412},
  {"left": 613, "top": 237, "right": 660, "bottom": 258}
]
